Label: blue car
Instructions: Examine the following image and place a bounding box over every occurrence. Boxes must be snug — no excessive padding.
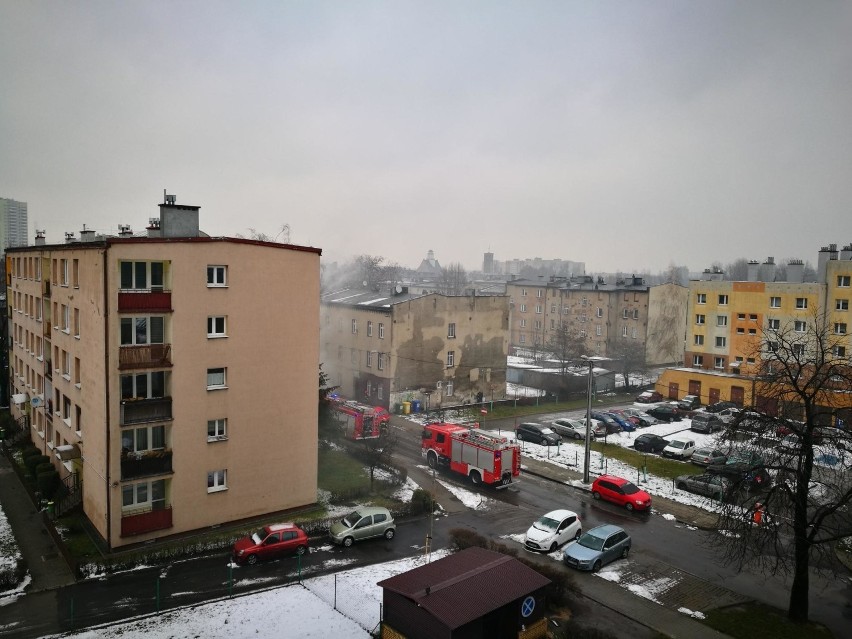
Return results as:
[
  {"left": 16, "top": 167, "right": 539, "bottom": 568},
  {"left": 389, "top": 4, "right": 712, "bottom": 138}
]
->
[
  {"left": 590, "top": 411, "right": 622, "bottom": 434},
  {"left": 604, "top": 412, "right": 635, "bottom": 432},
  {"left": 563, "top": 524, "right": 632, "bottom": 572}
]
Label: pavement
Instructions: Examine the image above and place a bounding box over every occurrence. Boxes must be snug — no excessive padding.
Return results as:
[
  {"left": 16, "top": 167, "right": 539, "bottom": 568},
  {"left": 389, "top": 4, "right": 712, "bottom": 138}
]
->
[{"left": 4, "top": 431, "right": 736, "bottom": 639}]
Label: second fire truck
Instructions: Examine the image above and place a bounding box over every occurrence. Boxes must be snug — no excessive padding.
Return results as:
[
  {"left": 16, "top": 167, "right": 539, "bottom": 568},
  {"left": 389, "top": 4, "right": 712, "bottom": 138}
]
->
[
  {"left": 329, "top": 396, "right": 390, "bottom": 440},
  {"left": 421, "top": 423, "right": 521, "bottom": 487}
]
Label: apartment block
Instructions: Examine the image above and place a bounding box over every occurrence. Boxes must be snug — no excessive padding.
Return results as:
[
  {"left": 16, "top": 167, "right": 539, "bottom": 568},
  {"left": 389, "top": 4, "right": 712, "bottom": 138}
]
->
[
  {"left": 1, "top": 197, "right": 29, "bottom": 249},
  {"left": 7, "top": 196, "right": 320, "bottom": 549},
  {"left": 321, "top": 287, "right": 509, "bottom": 411}
]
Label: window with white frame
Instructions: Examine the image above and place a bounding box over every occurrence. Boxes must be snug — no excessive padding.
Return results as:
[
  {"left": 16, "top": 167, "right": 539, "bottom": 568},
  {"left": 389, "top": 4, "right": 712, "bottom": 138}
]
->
[
  {"left": 378, "top": 353, "right": 385, "bottom": 370},
  {"left": 519, "top": 335, "right": 526, "bottom": 344},
  {"left": 521, "top": 288, "right": 527, "bottom": 296},
  {"left": 207, "top": 316, "right": 226, "bottom": 337},
  {"left": 631, "top": 327, "right": 637, "bottom": 338},
  {"left": 582, "top": 297, "right": 588, "bottom": 307},
  {"left": 693, "top": 355, "right": 703, "bottom": 367},
  {"left": 795, "top": 297, "right": 808, "bottom": 309},
  {"left": 694, "top": 335, "right": 704, "bottom": 345},
  {"left": 715, "top": 336, "right": 726, "bottom": 347},
  {"left": 519, "top": 304, "right": 527, "bottom": 312},
  {"left": 622, "top": 326, "right": 628, "bottom": 337},
  {"left": 61, "top": 304, "right": 70, "bottom": 332},
  {"left": 718, "top": 295, "right": 728, "bottom": 305},
  {"left": 366, "top": 351, "right": 372, "bottom": 367},
  {"left": 535, "top": 305, "right": 542, "bottom": 314},
  {"left": 737, "top": 327, "right": 745, "bottom": 334},
  {"left": 378, "top": 323, "right": 385, "bottom": 339},
  {"left": 596, "top": 307, "right": 603, "bottom": 317},
  {"left": 622, "top": 308, "right": 628, "bottom": 319},
  {"left": 714, "top": 357, "right": 725, "bottom": 369},
  {"left": 794, "top": 320, "right": 806, "bottom": 333},
  {"left": 696, "top": 293, "right": 706, "bottom": 304},
  {"left": 60, "top": 259, "right": 69, "bottom": 285},
  {"left": 447, "top": 322, "right": 456, "bottom": 338},
  {"left": 537, "top": 289, "right": 543, "bottom": 297},
  {"left": 207, "top": 265, "right": 227, "bottom": 287},
  {"left": 770, "top": 296, "right": 781, "bottom": 308},
  {"left": 833, "top": 345, "right": 847, "bottom": 358},
  {"left": 835, "top": 323, "right": 848, "bottom": 335},
  {"left": 445, "top": 380, "right": 454, "bottom": 397},
  {"left": 208, "top": 418, "right": 227, "bottom": 441},
  {"left": 74, "top": 308, "right": 80, "bottom": 337},
  {"left": 122, "top": 424, "right": 165, "bottom": 452},
  {"left": 550, "top": 304, "right": 557, "bottom": 313},
  {"left": 351, "top": 319, "right": 357, "bottom": 334},
  {"left": 792, "top": 343, "right": 805, "bottom": 356},
  {"left": 207, "top": 367, "right": 227, "bottom": 389},
  {"left": 122, "top": 478, "right": 166, "bottom": 510},
  {"left": 696, "top": 314, "right": 705, "bottom": 325},
  {"left": 837, "top": 299, "right": 849, "bottom": 311},
  {"left": 365, "top": 381, "right": 371, "bottom": 397},
  {"left": 749, "top": 314, "right": 757, "bottom": 321},
  {"left": 62, "top": 351, "right": 70, "bottom": 378},
  {"left": 633, "top": 309, "right": 639, "bottom": 319},
  {"left": 520, "top": 319, "right": 526, "bottom": 328},
  {"left": 767, "top": 318, "right": 780, "bottom": 330},
  {"left": 580, "top": 329, "right": 587, "bottom": 338},
  {"left": 121, "top": 371, "right": 166, "bottom": 399},
  {"left": 207, "top": 469, "right": 227, "bottom": 492},
  {"left": 534, "top": 320, "right": 542, "bottom": 329},
  {"left": 121, "top": 317, "right": 165, "bottom": 345},
  {"left": 838, "top": 275, "right": 850, "bottom": 287},
  {"left": 596, "top": 325, "right": 602, "bottom": 336},
  {"left": 367, "top": 321, "right": 373, "bottom": 337},
  {"left": 447, "top": 351, "right": 455, "bottom": 367},
  {"left": 377, "top": 385, "right": 383, "bottom": 400},
  {"left": 717, "top": 315, "right": 728, "bottom": 327}
]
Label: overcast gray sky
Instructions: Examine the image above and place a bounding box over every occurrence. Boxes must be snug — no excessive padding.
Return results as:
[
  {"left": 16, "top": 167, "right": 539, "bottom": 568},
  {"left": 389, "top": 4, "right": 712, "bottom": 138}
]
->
[{"left": 2, "top": 1, "right": 850, "bottom": 274}]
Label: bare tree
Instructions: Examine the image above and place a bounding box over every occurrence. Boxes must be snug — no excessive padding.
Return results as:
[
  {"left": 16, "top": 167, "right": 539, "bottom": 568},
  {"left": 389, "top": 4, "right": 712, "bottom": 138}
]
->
[
  {"left": 358, "top": 429, "right": 400, "bottom": 491},
  {"left": 547, "top": 325, "right": 587, "bottom": 376},
  {"left": 711, "top": 311, "right": 852, "bottom": 624},
  {"left": 439, "top": 262, "right": 469, "bottom": 295},
  {"left": 608, "top": 339, "right": 647, "bottom": 390}
]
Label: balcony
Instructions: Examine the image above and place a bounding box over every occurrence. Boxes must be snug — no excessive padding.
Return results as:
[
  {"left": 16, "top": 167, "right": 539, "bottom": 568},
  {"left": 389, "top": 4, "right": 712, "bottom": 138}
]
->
[
  {"left": 121, "top": 449, "right": 173, "bottom": 480},
  {"left": 118, "top": 289, "right": 172, "bottom": 313},
  {"left": 120, "top": 397, "right": 172, "bottom": 425},
  {"left": 119, "top": 344, "right": 173, "bottom": 370},
  {"left": 120, "top": 505, "right": 173, "bottom": 537}
]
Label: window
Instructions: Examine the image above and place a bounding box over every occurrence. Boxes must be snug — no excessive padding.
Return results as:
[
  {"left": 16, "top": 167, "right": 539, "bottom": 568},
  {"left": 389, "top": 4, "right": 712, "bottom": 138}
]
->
[
  {"left": 795, "top": 298, "right": 808, "bottom": 309},
  {"left": 535, "top": 305, "right": 542, "bottom": 314},
  {"left": 121, "top": 317, "right": 165, "bottom": 345},
  {"left": 622, "top": 309, "right": 628, "bottom": 319},
  {"left": 351, "top": 319, "right": 357, "bottom": 334},
  {"left": 715, "top": 336, "right": 726, "bottom": 347},
  {"left": 717, "top": 315, "right": 728, "bottom": 327},
  {"left": 837, "top": 299, "right": 849, "bottom": 311},
  {"left": 833, "top": 345, "right": 847, "bottom": 358},
  {"left": 378, "top": 323, "right": 385, "bottom": 339},
  {"left": 445, "top": 381, "right": 454, "bottom": 397},
  {"left": 714, "top": 357, "right": 725, "bottom": 369},
  {"left": 718, "top": 295, "right": 728, "bottom": 305},
  {"left": 596, "top": 307, "right": 603, "bottom": 317},
  {"left": 122, "top": 261, "right": 165, "bottom": 290},
  {"left": 207, "top": 367, "right": 227, "bottom": 389},
  {"left": 792, "top": 344, "right": 805, "bottom": 356},
  {"left": 62, "top": 395, "right": 71, "bottom": 420},
  {"left": 794, "top": 321, "right": 806, "bottom": 333},
  {"left": 122, "top": 424, "right": 165, "bottom": 452},
  {"left": 736, "top": 327, "right": 745, "bottom": 335},
  {"left": 581, "top": 297, "right": 588, "bottom": 307},
  {"left": 520, "top": 319, "right": 526, "bottom": 328},
  {"left": 550, "top": 319, "right": 555, "bottom": 329},
  {"left": 365, "top": 381, "right": 371, "bottom": 397},
  {"left": 62, "top": 350, "right": 70, "bottom": 378},
  {"left": 61, "top": 304, "right": 70, "bottom": 332},
  {"left": 447, "top": 322, "right": 456, "bottom": 338},
  {"left": 377, "top": 353, "right": 385, "bottom": 370},
  {"left": 207, "top": 265, "right": 227, "bottom": 287},
  {"left": 749, "top": 314, "right": 757, "bottom": 321},
  {"left": 694, "top": 335, "right": 704, "bottom": 346},
  {"left": 74, "top": 357, "right": 81, "bottom": 385},
  {"left": 207, "top": 316, "right": 226, "bottom": 337},
  {"left": 60, "top": 259, "right": 69, "bottom": 285},
  {"left": 580, "top": 329, "right": 587, "bottom": 338},
  {"left": 74, "top": 308, "right": 80, "bottom": 337},
  {"left": 770, "top": 296, "right": 781, "bottom": 308},
  {"left": 207, "top": 469, "right": 227, "bottom": 492},
  {"left": 367, "top": 321, "right": 373, "bottom": 337},
  {"left": 72, "top": 259, "right": 79, "bottom": 287},
  {"left": 447, "top": 351, "right": 455, "bottom": 367},
  {"left": 633, "top": 309, "right": 639, "bottom": 319},
  {"left": 534, "top": 320, "right": 542, "bottom": 330},
  {"left": 622, "top": 326, "right": 628, "bottom": 337},
  {"left": 521, "top": 288, "right": 527, "bottom": 296},
  {"left": 366, "top": 351, "right": 372, "bottom": 367},
  {"left": 121, "top": 372, "right": 166, "bottom": 399},
  {"left": 537, "top": 289, "right": 543, "bottom": 297},
  {"left": 208, "top": 418, "right": 227, "bottom": 441},
  {"left": 519, "top": 334, "right": 526, "bottom": 344},
  {"left": 695, "top": 314, "right": 705, "bottom": 325},
  {"left": 520, "top": 304, "right": 527, "bottom": 312},
  {"left": 122, "top": 478, "right": 166, "bottom": 510},
  {"left": 696, "top": 293, "right": 706, "bottom": 304},
  {"left": 550, "top": 304, "right": 557, "bottom": 313},
  {"left": 768, "top": 318, "right": 780, "bottom": 330},
  {"left": 377, "top": 385, "right": 384, "bottom": 401},
  {"left": 596, "top": 325, "right": 602, "bottom": 336},
  {"left": 631, "top": 327, "right": 637, "bottom": 339},
  {"left": 692, "top": 355, "right": 703, "bottom": 367},
  {"left": 835, "top": 323, "right": 848, "bottom": 335},
  {"left": 580, "top": 314, "right": 587, "bottom": 323},
  {"left": 838, "top": 275, "right": 850, "bottom": 287},
  {"left": 748, "top": 328, "right": 757, "bottom": 335}
]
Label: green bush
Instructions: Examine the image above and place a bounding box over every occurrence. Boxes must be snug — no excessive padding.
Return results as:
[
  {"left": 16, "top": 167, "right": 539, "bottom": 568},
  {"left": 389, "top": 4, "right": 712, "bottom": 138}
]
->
[
  {"left": 409, "top": 488, "right": 434, "bottom": 515},
  {"left": 21, "top": 446, "right": 42, "bottom": 462},
  {"left": 26, "top": 454, "right": 51, "bottom": 477},
  {"left": 37, "top": 469, "right": 60, "bottom": 499},
  {"left": 35, "top": 462, "right": 55, "bottom": 476}
]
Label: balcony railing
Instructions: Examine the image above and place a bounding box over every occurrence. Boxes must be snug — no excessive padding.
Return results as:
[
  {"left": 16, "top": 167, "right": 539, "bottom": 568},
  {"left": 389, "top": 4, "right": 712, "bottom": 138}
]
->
[
  {"left": 120, "top": 505, "right": 173, "bottom": 537},
  {"left": 119, "top": 344, "right": 173, "bottom": 370},
  {"left": 121, "top": 449, "right": 173, "bottom": 480},
  {"left": 120, "top": 397, "right": 173, "bottom": 425},
  {"left": 118, "top": 289, "right": 172, "bottom": 313}
]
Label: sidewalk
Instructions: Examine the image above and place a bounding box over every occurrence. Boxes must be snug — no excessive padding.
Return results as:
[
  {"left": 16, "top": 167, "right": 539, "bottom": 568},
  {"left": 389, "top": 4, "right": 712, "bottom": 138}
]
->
[{"left": 0, "top": 448, "right": 76, "bottom": 594}]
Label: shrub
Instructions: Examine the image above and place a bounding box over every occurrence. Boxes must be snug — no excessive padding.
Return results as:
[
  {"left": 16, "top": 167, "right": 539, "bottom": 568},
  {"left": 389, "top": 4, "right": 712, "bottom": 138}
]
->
[
  {"left": 408, "top": 488, "right": 434, "bottom": 516},
  {"left": 37, "top": 469, "right": 60, "bottom": 499},
  {"left": 21, "top": 446, "right": 41, "bottom": 462},
  {"left": 26, "top": 454, "right": 51, "bottom": 477},
  {"left": 35, "top": 462, "right": 55, "bottom": 476}
]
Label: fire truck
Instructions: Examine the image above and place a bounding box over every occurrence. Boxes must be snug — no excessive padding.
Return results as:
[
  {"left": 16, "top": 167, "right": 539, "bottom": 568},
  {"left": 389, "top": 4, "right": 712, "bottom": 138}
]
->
[
  {"left": 421, "top": 423, "right": 521, "bottom": 487},
  {"left": 330, "top": 397, "right": 390, "bottom": 440}
]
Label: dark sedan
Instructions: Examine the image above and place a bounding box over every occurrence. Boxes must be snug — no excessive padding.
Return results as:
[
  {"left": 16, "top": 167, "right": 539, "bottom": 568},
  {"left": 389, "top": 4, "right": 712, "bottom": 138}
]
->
[
  {"left": 633, "top": 433, "right": 669, "bottom": 453},
  {"left": 645, "top": 405, "right": 683, "bottom": 423},
  {"left": 590, "top": 412, "right": 623, "bottom": 434},
  {"left": 516, "top": 422, "right": 562, "bottom": 446}
]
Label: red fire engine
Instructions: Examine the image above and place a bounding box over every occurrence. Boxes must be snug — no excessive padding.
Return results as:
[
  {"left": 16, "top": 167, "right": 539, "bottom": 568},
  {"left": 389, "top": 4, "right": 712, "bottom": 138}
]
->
[
  {"left": 330, "top": 397, "right": 390, "bottom": 440},
  {"left": 421, "top": 423, "right": 521, "bottom": 488}
]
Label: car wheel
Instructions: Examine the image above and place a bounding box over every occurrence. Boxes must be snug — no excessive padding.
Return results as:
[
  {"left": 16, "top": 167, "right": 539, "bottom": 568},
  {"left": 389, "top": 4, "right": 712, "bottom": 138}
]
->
[
  {"left": 625, "top": 502, "right": 635, "bottom": 511},
  {"left": 575, "top": 433, "right": 582, "bottom": 440},
  {"left": 296, "top": 545, "right": 307, "bottom": 556},
  {"left": 246, "top": 554, "right": 258, "bottom": 565},
  {"left": 517, "top": 433, "right": 524, "bottom": 442},
  {"left": 343, "top": 537, "right": 354, "bottom": 548},
  {"left": 592, "top": 491, "right": 601, "bottom": 501},
  {"left": 676, "top": 482, "right": 687, "bottom": 490},
  {"left": 540, "top": 437, "right": 547, "bottom": 445},
  {"left": 501, "top": 474, "right": 511, "bottom": 486},
  {"left": 427, "top": 451, "right": 438, "bottom": 469},
  {"left": 470, "top": 470, "right": 482, "bottom": 485},
  {"left": 574, "top": 529, "right": 582, "bottom": 540},
  {"left": 384, "top": 528, "right": 395, "bottom": 540},
  {"left": 592, "top": 560, "right": 602, "bottom": 573},
  {"left": 622, "top": 546, "right": 630, "bottom": 559}
]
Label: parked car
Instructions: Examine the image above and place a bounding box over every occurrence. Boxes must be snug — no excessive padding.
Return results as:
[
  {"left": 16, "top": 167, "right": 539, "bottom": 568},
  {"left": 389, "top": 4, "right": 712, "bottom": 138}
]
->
[
  {"left": 706, "top": 401, "right": 738, "bottom": 414},
  {"left": 604, "top": 411, "right": 636, "bottom": 432},
  {"left": 675, "top": 473, "right": 732, "bottom": 500},
  {"left": 633, "top": 433, "right": 669, "bottom": 454},
  {"left": 591, "top": 475, "right": 652, "bottom": 511},
  {"left": 551, "top": 418, "right": 605, "bottom": 440},
  {"left": 662, "top": 438, "right": 696, "bottom": 460},
  {"left": 524, "top": 509, "right": 582, "bottom": 553},
  {"left": 563, "top": 524, "right": 632, "bottom": 572},
  {"left": 590, "top": 411, "right": 623, "bottom": 434},
  {"left": 233, "top": 523, "right": 309, "bottom": 565},
  {"left": 690, "top": 413, "right": 724, "bottom": 434},
  {"left": 716, "top": 407, "right": 740, "bottom": 425},
  {"left": 645, "top": 404, "right": 683, "bottom": 423},
  {"left": 329, "top": 507, "right": 396, "bottom": 547},
  {"left": 691, "top": 447, "right": 728, "bottom": 466},
  {"left": 622, "top": 408, "right": 660, "bottom": 427},
  {"left": 516, "top": 422, "right": 562, "bottom": 446},
  {"left": 636, "top": 390, "right": 663, "bottom": 404},
  {"left": 677, "top": 395, "right": 702, "bottom": 411},
  {"left": 709, "top": 452, "right": 772, "bottom": 491}
]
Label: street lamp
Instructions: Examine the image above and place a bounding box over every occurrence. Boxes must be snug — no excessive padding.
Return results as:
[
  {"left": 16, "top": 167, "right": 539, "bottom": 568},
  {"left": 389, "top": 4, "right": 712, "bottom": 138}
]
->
[{"left": 581, "top": 355, "right": 609, "bottom": 484}]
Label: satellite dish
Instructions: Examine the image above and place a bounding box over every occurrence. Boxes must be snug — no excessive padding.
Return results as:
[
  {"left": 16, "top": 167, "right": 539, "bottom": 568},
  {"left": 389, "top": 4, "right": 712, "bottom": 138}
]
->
[
  {"left": 395, "top": 284, "right": 403, "bottom": 294},
  {"left": 31, "top": 396, "right": 43, "bottom": 408},
  {"left": 362, "top": 280, "right": 368, "bottom": 287}
]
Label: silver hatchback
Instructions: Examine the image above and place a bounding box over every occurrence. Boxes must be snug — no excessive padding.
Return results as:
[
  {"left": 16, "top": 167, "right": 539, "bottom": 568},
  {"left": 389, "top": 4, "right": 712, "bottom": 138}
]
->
[{"left": 329, "top": 506, "right": 396, "bottom": 547}]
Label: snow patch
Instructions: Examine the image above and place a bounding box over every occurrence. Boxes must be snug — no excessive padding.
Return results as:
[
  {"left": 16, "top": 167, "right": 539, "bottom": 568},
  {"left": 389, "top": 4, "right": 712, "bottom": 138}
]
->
[{"left": 678, "top": 606, "right": 706, "bottom": 619}]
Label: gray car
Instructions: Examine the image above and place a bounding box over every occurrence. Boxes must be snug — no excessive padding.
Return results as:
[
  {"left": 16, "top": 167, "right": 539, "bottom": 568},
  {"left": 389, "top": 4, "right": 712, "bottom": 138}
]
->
[
  {"left": 551, "top": 418, "right": 605, "bottom": 440},
  {"left": 675, "top": 473, "right": 732, "bottom": 500},
  {"left": 563, "top": 524, "right": 631, "bottom": 572},
  {"left": 329, "top": 506, "right": 396, "bottom": 547},
  {"left": 692, "top": 447, "right": 728, "bottom": 466}
]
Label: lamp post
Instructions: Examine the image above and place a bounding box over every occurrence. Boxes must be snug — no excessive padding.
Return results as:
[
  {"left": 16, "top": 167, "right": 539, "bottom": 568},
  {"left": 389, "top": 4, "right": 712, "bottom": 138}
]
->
[{"left": 581, "top": 355, "right": 609, "bottom": 484}]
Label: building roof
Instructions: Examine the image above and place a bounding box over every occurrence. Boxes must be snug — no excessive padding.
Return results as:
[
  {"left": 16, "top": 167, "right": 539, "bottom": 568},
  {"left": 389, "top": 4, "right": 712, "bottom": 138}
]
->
[
  {"left": 507, "top": 274, "right": 648, "bottom": 292},
  {"left": 321, "top": 286, "right": 426, "bottom": 309},
  {"left": 377, "top": 547, "right": 550, "bottom": 629}
]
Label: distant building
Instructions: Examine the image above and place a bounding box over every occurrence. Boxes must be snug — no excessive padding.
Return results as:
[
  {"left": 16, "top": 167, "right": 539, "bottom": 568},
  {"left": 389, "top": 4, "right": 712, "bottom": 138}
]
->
[
  {"left": 1, "top": 197, "right": 28, "bottom": 249},
  {"left": 482, "top": 251, "right": 494, "bottom": 275},
  {"left": 415, "top": 249, "right": 443, "bottom": 279},
  {"left": 7, "top": 194, "right": 320, "bottom": 550}
]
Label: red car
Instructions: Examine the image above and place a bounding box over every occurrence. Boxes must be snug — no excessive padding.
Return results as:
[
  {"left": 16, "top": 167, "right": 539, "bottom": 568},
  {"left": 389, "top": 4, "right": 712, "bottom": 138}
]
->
[
  {"left": 233, "top": 523, "right": 309, "bottom": 565},
  {"left": 635, "top": 390, "right": 663, "bottom": 404},
  {"left": 591, "top": 475, "right": 652, "bottom": 511}
]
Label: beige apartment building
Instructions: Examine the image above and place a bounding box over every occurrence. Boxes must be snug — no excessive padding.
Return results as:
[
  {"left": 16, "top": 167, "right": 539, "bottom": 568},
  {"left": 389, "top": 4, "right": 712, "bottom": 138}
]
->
[
  {"left": 7, "top": 197, "right": 320, "bottom": 549},
  {"left": 321, "top": 287, "right": 509, "bottom": 411}
]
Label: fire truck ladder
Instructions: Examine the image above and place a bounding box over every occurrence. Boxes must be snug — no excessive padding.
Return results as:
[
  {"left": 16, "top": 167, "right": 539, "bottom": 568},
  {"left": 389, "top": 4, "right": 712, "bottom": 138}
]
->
[{"left": 456, "top": 429, "right": 510, "bottom": 450}]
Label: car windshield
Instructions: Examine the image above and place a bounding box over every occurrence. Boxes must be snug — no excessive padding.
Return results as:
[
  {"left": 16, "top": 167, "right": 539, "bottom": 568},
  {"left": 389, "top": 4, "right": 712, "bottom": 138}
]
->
[
  {"left": 670, "top": 441, "right": 685, "bottom": 449},
  {"left": 694, "top": 448, "right": 711, "bottom": 456},
  {"left": 540, "top": 427, "right": 555, "bottom": 435},
  {"left": 621, "top": 482, "right": 641, "bottom": 495},
  {"left": 251, "top": 529, "right": 266, "bottom": 545},
  {"left": 342, "top": 511, "right": 361, "bottom": 527},
  {"left": 577, "top": 532, "right": 606, "bottom": 551},
  {"left": 534, "top": 516, "right": 559, "bottom": 531}
]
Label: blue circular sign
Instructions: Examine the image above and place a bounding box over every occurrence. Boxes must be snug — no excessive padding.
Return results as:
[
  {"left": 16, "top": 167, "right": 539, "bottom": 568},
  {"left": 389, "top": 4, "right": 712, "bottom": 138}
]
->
[{"left": 521, "top": 596, "right": 535, "bottom": 618}]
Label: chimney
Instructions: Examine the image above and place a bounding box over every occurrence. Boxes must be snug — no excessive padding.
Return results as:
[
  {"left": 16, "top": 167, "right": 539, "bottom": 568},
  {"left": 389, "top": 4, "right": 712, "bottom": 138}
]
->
[
  {"left": 158, "top": 191, "right": 201, "bottom": 238},
  {"left": 64, "top": 232, "right": 77, "bottom": 244},
  {"left": 79, "top": 224, "right": 96, "bottom": 242},
  {"left": 786, "top": 259, "right": 804, "bottom": 283},
  {"left": 759, "top": 257, "right": 776, "bottom": 282},
  {"left": 118, "top": 224, "right": 133, "bottom": 237},
  {"left": 817, "top": 244, "right": 838, "bottom": 282},
  {"left": 35, "top": 230, "right": 46, "bottom": 246},
  {"left": 747, "top": 260, "right": 759, "bottom": 282},
  {"left": 840, "top": 243, "right": 852, "bottom": 261}
]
